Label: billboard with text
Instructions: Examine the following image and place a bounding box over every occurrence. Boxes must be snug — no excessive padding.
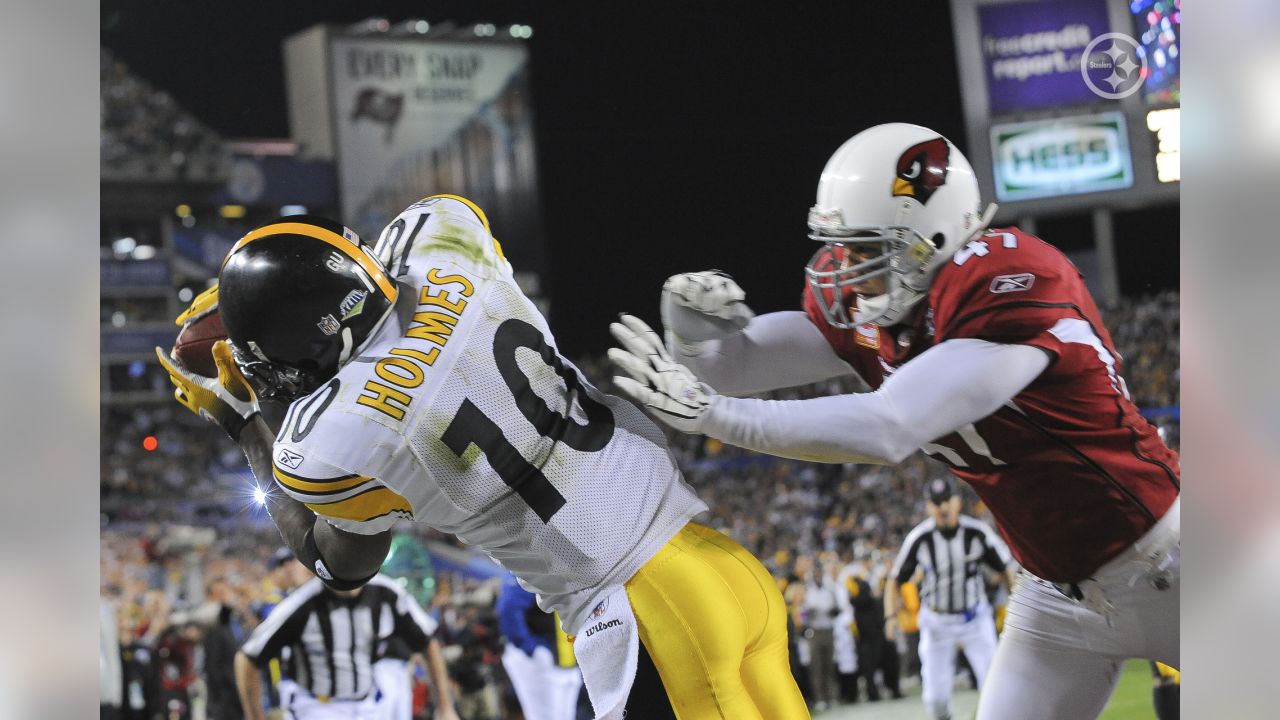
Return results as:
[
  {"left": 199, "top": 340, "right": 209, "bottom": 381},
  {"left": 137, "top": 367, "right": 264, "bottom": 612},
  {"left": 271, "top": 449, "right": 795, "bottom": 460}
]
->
[
  {"left": 990, "top": 112, "right": 1133, "bottom": 201},
  {"left": 978, "top": 0, "right": 1112, "bottom": 114},
  {"left": 328, "top": 37, "right": 546, "bottom": 277}
]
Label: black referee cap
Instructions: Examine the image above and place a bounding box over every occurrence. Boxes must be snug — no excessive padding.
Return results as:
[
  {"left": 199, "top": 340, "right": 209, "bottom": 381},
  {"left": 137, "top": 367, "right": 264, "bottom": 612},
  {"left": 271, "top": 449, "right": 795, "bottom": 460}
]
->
[{"left": 926, "top": 477, "right": 956, "bottom": 504}]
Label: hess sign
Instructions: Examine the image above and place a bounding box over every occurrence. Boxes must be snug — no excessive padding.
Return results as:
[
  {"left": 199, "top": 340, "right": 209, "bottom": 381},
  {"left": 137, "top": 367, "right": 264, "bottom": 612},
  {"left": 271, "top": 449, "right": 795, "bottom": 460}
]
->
[{"left": 990, "top": 112, "right": 1134, "bottom": 202}]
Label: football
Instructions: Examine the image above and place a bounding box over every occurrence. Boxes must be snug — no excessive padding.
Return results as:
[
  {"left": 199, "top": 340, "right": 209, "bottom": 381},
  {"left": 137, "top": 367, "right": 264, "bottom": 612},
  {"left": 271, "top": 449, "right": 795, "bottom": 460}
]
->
[{"left": 172, "top": 310, "right": 227, "bottom": 378}]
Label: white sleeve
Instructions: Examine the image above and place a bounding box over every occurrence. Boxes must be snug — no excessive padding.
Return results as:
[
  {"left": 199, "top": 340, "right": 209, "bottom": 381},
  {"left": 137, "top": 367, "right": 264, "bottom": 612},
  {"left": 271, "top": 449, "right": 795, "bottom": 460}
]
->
[
  {"left": 670, "top": 310, "right": 862, "bottom": 396},
  {"left": 272, "top": 440, "right": 408, "bottom": 536},
  {"left": 700, "top": 339, "right": 1051, "bottom": 464}
]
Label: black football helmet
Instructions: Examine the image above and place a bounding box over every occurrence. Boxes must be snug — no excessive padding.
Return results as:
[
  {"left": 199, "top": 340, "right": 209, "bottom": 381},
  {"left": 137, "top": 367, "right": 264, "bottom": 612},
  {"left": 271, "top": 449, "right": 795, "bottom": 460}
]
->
[{"left": 218, "top": 215, "right": 399, "bottom": 400}]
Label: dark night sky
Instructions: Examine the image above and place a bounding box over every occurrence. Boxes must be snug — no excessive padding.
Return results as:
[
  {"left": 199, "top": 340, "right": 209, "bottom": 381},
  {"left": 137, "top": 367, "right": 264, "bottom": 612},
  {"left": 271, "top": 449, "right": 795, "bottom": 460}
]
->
[{"left": 102, "top": 2, "right": 1171, "bottom": 355}]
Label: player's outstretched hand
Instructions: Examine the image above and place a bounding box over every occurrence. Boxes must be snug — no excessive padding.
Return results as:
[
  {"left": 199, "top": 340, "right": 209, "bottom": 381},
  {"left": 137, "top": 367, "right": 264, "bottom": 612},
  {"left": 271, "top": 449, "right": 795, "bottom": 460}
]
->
[
  {"left": 155, "top": 339, "right": 261, "bottom": 441},
  {"left": 608, "top": 313, "right": 715, "bottom": 434},
  {"left": 661, "top": 270, "right": 754, "bottom": 344}
]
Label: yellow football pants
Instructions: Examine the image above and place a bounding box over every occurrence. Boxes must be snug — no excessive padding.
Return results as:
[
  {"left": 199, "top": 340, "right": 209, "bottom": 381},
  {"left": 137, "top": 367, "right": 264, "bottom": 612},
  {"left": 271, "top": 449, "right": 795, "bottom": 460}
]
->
[{"left": 625, "top": 522, "right": 810, "bottom": 720}]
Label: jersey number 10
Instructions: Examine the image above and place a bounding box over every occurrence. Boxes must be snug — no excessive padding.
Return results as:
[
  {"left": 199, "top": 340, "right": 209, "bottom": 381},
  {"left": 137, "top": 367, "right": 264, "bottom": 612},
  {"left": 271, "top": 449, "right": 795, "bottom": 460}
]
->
[{"left": 441, "top": 319, "right": 615, "bottom": 523}]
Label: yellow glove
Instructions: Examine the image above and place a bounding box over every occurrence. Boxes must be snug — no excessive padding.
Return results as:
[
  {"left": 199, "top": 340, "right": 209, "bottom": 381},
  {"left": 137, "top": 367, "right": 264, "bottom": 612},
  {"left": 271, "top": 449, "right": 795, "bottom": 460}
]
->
[
  {"left": 155, "top": 339, "right": 260, "bottom": 441},
  {"left": 174, "top": 283, "right": 219, "bottom": 326}
]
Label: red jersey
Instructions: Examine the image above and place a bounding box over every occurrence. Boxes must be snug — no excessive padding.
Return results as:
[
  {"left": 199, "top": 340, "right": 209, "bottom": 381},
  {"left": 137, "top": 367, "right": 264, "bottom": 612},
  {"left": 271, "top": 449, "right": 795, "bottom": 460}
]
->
[{"left": 802, "top": 227, "right": 1180, "bottom": 582}]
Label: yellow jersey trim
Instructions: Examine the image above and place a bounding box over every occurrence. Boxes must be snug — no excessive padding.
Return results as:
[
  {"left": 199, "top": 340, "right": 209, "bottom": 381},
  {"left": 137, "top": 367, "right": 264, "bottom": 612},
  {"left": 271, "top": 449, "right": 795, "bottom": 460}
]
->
[
  {"left": 272, "top": 466, "right": 373, "bottom": 494},
  {"left": 305, "top": 486, "right": 413, "bottom": 522}
]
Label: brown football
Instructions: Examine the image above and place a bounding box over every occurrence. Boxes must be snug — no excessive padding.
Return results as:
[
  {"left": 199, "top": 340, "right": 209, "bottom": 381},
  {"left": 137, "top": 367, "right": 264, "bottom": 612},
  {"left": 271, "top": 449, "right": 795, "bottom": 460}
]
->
[{"left": 172, "top": 311, "right": 227, "bottom": 378}]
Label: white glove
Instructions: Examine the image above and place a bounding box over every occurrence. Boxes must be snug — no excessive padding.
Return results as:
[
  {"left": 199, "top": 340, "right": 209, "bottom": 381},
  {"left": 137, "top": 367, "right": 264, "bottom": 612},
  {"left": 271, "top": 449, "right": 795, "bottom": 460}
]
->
[
  {"left": 608, "top": 314, "right": 716, "bottom": 434},
  {"left": 660, "top": 270, "right": 755, "bottom": 344}
]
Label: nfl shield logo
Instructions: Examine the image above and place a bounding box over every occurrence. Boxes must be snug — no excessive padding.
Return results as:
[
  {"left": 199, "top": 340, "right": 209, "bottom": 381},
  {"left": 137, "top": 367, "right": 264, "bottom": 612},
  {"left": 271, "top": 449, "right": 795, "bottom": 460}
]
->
[
  {"left": 591, "top": 597, "right": 610, "bottom": 618},
  {"left": 317, "top": 314, "right": 341, "bottom": 335}
]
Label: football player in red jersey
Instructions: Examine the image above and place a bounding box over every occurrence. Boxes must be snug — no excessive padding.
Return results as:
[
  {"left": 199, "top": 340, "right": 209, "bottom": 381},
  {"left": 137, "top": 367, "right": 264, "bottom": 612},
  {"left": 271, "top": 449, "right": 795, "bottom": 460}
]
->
[{"left": 608, "top": 123, "right": 1180, "bottom": 720}]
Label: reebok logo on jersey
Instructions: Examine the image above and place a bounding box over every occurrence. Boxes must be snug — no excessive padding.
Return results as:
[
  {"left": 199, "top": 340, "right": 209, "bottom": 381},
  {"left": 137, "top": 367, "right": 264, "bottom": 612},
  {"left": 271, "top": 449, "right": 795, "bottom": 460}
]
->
[
  {"left": 314, "top": 560, "right": 333, "bottom": 581},
  {"left": 277, "top": 448, "right": 305, "bottom": 470},
  {"left": 583, "top": 619, "right": 623, "bottom": 637},
  {"left": 989, "top": 273, "right": 1036, "bottom": 294}
]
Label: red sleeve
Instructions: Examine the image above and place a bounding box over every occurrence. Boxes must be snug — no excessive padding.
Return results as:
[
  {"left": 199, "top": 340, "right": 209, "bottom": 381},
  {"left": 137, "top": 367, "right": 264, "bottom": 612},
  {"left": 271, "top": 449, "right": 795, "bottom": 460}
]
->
[
  {"left": 931, "top": 229, "right": 1092, "bottom": 363},
  {"left": 801, "top": 281, "right": 885, "bottom": 387}
]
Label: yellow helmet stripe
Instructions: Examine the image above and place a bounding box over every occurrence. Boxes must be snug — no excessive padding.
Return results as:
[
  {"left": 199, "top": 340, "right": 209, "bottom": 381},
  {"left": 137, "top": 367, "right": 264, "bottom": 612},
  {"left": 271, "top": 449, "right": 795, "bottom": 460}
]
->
[{"left": 224, "top": 222, "right": 398, "bottom": 300}]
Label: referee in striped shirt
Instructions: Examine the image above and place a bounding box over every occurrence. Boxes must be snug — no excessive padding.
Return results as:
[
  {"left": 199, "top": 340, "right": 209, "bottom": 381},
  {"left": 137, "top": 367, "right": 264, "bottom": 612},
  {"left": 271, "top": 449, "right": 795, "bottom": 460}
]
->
[
  {"left": 883, "top": 478, "right": 1016, "bottom": 720},
  {"left": 234, "top": 573, "right": 459, "bottom": 720}
]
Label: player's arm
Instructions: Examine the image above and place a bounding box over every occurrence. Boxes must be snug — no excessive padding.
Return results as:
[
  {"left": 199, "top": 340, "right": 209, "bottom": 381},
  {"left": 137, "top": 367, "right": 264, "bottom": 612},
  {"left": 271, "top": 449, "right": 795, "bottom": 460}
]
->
[
  {"left": 156, "top": 336, "right": 389, "bottom": 585},
  {"left": 975, "top": 522, "right": 1017, "bottom": 590},
  {"left": 425, "top": 637, "right": 460, "bottom": 720},
  {"left": 661, "top": 271, "right": 860, "bottom": 394},
  {"left": 675, "top": 311, "right": 860, "bottom": 395},
  {"left": 233, "top": 651, "right": 267, "bottom": 720},
  {"left": 975, "top": 521, "right": 1014, "bottom": 572},
  {"left": 237, "top": 592, "right": 312, "bottom": 720},
  {"left": 609, "top": 315, "right": 1049, "bottom": 464},
  {"left": 239, "top": 418, "right": 392, "bottom": 588},
  {"left": 882, "top": 579, "right": 902, "bottom": 641},
  {"left": 701, "top": 338, "right": 1050, "bottom": 463},
  {"left": 389, "top": 580, "right": 458, "bottom": 720},
  {"left": 883, "top": 531, "right": 921, "bottom": 640}
]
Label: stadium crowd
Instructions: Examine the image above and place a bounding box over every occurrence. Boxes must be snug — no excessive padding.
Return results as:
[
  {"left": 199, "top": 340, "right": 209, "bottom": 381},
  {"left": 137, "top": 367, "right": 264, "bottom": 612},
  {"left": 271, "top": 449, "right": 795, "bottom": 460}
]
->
[
  {"left": 100, "top": 48, "right": 224, "bottom": 173},
  {"left": 101, "top": 294, "right": 1178, "bottom": 718}
]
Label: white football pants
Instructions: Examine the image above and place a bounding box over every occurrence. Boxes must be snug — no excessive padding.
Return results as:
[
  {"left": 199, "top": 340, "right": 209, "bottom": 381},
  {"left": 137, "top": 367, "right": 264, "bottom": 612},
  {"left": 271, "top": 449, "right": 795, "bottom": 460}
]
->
[
  {"left": 917, "top": 605, "right": 998, "bottom": 719},
  {"left": 977, "top": 498, "right": 1180, "bottom": 720},
  {"left": 501, "top": 643, "right": 583, "bottom": 720}
]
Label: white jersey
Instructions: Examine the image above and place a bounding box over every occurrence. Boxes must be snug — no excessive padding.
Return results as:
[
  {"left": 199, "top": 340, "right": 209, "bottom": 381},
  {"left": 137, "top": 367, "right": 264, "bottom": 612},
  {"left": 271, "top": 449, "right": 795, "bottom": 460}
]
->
[{"left": 270, "top": 196, "right": 706, "bottom": 632}]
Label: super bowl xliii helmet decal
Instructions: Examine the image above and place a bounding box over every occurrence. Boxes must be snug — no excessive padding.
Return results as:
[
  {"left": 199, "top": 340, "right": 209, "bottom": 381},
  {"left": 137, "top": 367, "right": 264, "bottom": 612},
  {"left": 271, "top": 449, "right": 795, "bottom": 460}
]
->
[{"left": 218, "top": 215, "right": 399, "bottom": 400}]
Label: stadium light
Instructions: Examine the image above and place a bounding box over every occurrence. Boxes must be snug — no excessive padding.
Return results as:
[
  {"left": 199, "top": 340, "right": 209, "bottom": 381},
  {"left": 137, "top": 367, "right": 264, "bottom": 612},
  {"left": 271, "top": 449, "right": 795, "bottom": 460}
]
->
[
  {"left": 349, "top": 17, "right": 391, "bottom": 35},
  {"left": 473, "top": 23, "right": 496, "bottom": 37},
  {"left": 507, "top": 24, "right": 534, "bottom": 39},
  {"left": 390, "top": 19, "right": 430, "bottom": 36}
]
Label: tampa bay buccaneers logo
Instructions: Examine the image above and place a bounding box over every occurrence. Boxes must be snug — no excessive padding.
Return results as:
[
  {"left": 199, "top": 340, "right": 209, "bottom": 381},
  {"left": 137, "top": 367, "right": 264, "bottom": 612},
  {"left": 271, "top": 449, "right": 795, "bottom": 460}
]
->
[
  {"left": 351, "top": 87, "right": 405, "bottom": 143},
  {"left": 892, "top": 138, "right": 950, "bottom": 204}
]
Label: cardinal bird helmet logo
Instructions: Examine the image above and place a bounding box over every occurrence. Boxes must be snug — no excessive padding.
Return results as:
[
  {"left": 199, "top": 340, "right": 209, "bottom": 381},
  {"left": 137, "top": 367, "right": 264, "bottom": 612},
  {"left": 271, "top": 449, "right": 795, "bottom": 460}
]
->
[{"left": 892, "top": 138, "right": 950, "bottom": 204}]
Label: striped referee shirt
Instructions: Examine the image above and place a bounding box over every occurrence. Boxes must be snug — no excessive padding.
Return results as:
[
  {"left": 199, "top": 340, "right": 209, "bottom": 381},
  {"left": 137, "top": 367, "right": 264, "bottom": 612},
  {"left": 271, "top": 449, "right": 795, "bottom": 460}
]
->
[
  {"left": 240, "top": 574, "right": 438, "bottom": 701},
  {"left": 891, "top": 515, "right": 1011, "bottom": 614}
]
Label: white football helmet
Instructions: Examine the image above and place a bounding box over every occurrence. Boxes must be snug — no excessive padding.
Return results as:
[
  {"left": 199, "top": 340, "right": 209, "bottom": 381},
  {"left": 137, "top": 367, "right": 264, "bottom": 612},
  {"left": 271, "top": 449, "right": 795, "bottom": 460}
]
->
[{"left": 805, "top": 123, "right": 996, "bottom": 328}]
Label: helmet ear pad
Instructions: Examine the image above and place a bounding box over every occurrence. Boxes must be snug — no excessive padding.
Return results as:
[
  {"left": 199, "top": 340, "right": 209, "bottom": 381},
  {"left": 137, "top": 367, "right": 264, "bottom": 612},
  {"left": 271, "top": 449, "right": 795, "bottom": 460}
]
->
[{"left": 219, "top": 232, "right": 396, "bottom": 393}]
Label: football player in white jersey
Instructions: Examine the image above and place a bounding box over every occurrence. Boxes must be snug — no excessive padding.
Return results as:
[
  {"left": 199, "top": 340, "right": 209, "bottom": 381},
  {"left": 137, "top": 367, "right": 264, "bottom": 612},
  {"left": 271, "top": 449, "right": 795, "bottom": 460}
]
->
[{"left": 157, "top": 196, "right": 809, "bottom": 720}]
